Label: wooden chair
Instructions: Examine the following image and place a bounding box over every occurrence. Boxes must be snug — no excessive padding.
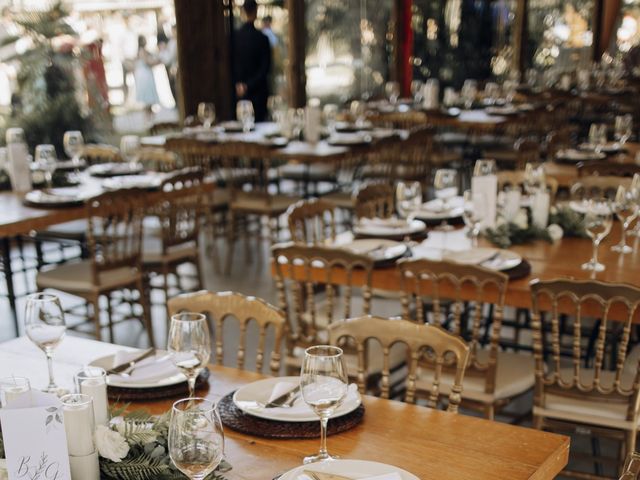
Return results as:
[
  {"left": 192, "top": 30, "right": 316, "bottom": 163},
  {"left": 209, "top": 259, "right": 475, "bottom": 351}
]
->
[
  {"left": 393, "top": 126, "right": 435, "bottom": 184},
  {"left": 80, "top": 144, "right": 122, "bottom": 165},
  {"left": 150, "top": 121, "right": 180, "bottom": 135},
  {"left": 36, "top": 189, "right": 153, "bottom": 345},
  {"left": 398, "top": 258, "right": 534, "bottom": 419},
  {"left": 620, "top": 453, "right": 640, "bottom": 480},
  {"left": 168, "top": 290, "right": 285, "bottom": 375},
  {"left": 287, "top": 198, "right": 337, "bottom": 245},
  {"left": 483, "top": 137, "right": 540, "bottom": 171},
  {"left": 354, "top": 182, "right": 395, "bottom": 219},
  {"left": 497, "top": 170, "right": 559, "bottom": 202},
  {"left": 137, "top": 147, "right": 178, "bottom": 172},
  {"left": 571, "top": 175, "right": 632, "bottom": 200},
  {"left": 142, "top": 168, "right": 205, "bottom": 314},
  {"left": 329, "top": 315, "right": 469, "bottom": 412},
  {"left": 530, "top": 279, "right": 640, "bottom": 479},
  {"left": 577, "top": 162, "right": 640, "bottom": 178}
]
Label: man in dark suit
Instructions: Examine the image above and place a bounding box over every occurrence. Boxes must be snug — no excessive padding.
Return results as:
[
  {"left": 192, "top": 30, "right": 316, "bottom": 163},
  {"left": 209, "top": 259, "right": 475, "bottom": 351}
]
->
[{"left": 233, "top": 0, "right": 271, "bottom": 122}]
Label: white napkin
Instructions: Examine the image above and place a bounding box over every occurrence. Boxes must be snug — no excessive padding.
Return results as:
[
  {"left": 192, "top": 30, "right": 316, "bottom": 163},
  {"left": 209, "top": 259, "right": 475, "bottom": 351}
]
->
[
  {"left": 297, "top": 472, "right": 402, "bottom": 480},
  {"left": 109, "top": 351, "right": 180, "bottom": 385},
  {"left": 263, "top": 382, "right": 358, "bottom": 414}
]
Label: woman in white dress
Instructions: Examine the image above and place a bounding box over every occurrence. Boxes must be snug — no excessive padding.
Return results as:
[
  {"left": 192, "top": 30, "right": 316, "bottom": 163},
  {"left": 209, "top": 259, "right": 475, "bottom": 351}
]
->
[{"left": 134, "top": 35, "right": 159, "bottom": 112}]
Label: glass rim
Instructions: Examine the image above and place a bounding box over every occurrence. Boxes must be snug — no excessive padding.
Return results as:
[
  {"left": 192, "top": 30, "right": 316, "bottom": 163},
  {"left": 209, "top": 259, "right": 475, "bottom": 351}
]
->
[
  {"left": 172, "top": 397, "right": 217, "bottom": 413},
  {"left": 75, "top": 366, "right": 107, "bottom": 379},
  {"left": 304, "top": 345, "right": 343, "bottom": 358},
  {"left": 170, "top": 312, "right": 207, "bottom": 323},
  {"left": 60, "top": 393, "right": 92, "bottom": 407},
  {"left": 26, "top": 292, "right": 60, "bottom": 303},
  {"left": 0, "top": 376, "right": 30, "bottom": 386}
]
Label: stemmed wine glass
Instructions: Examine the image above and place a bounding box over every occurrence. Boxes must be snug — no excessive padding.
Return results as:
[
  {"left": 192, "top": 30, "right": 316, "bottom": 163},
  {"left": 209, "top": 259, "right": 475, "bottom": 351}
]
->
[
  {"left": 396, "top": 181, "right": 422, "bottom": 218},
  {"left": 120, "top": 135, "right": 141, "bottom": 168},
  {"left": 236, "top": 100, "right": 255, "bottom": 133},
  {"left": 323, "top": 104, "right": 339, "bottom": 135},
  {"left": 25, "top": 293, "right": 67, "bottom": 395},
  {"left": 611, "top": 185, "right": 638, "bottom": 254},
  {"left": 63, "top": 131, "right": 84, "bottom": 164},
  {"left": 169, "top": 398, "right": 224, "bottom": 480},
  {"left": 462, "top": 190, "right": 485, "bottom": 247},
  {"left": 523, "top": 163, "right": 546, "bottom": 195},
  {"left": 385, "top": 81, "right": 400, "bottom": 105},
  {"left": 350, "top": 100, "right": 366, "bottom": 127},
  {"left": 461, "top": 80, "right": 478, "bottom": 109},
  {"left": 434, "top": 169, "right": 458, "bottom": 230},
  {"left": 167, "top": 313, "right": 211, "bottom": 398},
  {"left": 582, "top": 198, "right": 613, "bottom": 272},
  {"left": 35, "top": 144, "right": 57, "bottom": 189},
  {"left": 197, "top": 102, "right": 216, "bottom": 128},
  {"left": 411, "top": 80, "right": 424, "bottom": 104},
  {"left": 301, "top": 345, "right": 348, "bottom": 464},
  {"left": 614, "top": 114, "right": 633, "bottom": 145}
]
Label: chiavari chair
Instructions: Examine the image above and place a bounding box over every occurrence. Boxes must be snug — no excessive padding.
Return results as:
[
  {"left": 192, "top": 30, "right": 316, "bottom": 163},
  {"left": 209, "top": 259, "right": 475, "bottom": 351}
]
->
[
  {"left": 497, "top": 170, "right": 559, "bottom": 202},
  {"left": 620, "top": 453, "right": 640, "bottom": 480},
  {"left": 571, "top": 175, "right": 632, "bottom": 200},
  {"left": 287, "top": 198, "right": 337, "bottom": 245},
  {"left": 80, "top": 143, "right": 123, "bottom": 165},
  {"left": 577, "top": 162, "right": 640, "bottom": 178},
  {"left": 136, "top": 147, "right": 179, "bottom": 172},
  {"left": 168, "top": 290, "right": 285, "bottom": 375},
  {"left": 354, "top": 182, "right": 395, "bottom": 219}
]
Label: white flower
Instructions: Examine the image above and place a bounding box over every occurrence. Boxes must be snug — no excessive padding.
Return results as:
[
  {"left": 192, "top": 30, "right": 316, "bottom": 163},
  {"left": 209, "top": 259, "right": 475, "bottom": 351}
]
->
[
  {"left": 513, "top": 208, "right": 529, "bottom": 230},
  {"left": 0, "top": 459, "right": 8, "bottom": 480},
  {"left": 547, "top": 223, "right": 564, "bottom": 242},
  {"left": 95, "top": 425, "right": 130, "bottom": 463},
  {"left": 549, "top": 206, "right": 558, "bottom": 216}
]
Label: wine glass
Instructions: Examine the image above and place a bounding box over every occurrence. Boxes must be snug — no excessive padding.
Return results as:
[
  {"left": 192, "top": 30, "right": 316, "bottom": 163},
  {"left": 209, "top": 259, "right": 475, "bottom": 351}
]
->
[
  {"left": 236, "top": 100, "right": 255, "bottom": 133},
  {"left": 63, "top": 131, "right": 84, "bottom": 162},
  {"left": 385, "top": 81, "right": 400, "bottom": 105},
  {"left": 300, "top": 345, "right": 348, "bottom": 464},
  {"left": 350, "top": 100, "right": 366, "bottom": 127},
  {"left": 169, "top": 398, "right": 224, "bottom": 480},
  {"left": 434, "top": 169, "right": 458, "bottom": 209},
  {"left": 462, "top": 190, "right": 485, "bottom": 247},
  {"left": 523, "top": 163, "right": 546, "bottom": 195},
  {"left": 396, "top": 181, "right": 422, "bottom": 218},
  {"left": 611, "top": 186, "right": 638, "bottom": 254},
  {"left": 197, "top": 102, "right": 216, "bottom": 128},
  {"left": 473, "top": 159, "right": 496, "bottom": 177},
  {"left": 614, "top": 114, "right": 633, "bottom": 145},
  {"left": 25, "top": 293, "right": 67, "bottom": 395},
  {"left": 292, "top": 108, "right": 306, "bottom": 139},
  {"left": 167, "top": 313, "right": 211, "bottom": 398},
  {"left": 119, "top": 135, "right": 141, "bottom": 167},
  {"left": 582, "top": 198, "right": 613, "bottom": 272},
  {"left": 35, "top": 144, "right": 57, "bottom": 189},
  {"left": 461, "top": 80, "right": 478, "bottom": 109},
  {"left": 411, "top": 80, "right": 424, "bottom": 103},
  {"left": 323, "top": 104, "right": 339, "bottom": 135}
]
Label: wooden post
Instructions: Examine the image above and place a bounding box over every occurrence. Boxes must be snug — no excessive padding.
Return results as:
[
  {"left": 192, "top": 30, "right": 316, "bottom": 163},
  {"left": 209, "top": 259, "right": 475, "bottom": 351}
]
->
[
  {"left": 286, "top": 0, "right": 306, "bottom": 108},
  {"left": 513, "top": 0, "right": 527, "bottom": 74},
  {"left": 393, "top": 0, "right": 412, "bottom": 96},
  {"left": 174, "top": 0, "right": 234, "bottom": 121}
]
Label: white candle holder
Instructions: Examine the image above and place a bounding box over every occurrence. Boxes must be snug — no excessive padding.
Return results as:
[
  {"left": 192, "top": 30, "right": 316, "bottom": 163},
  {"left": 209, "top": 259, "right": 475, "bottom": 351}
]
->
[
  {"left": 61, "top": 393, "right": 96, "bottom": 457},
  {"left": 68, "top": 451, "right": 100, "bottom": 480},
  {"left": 0, "top": 376, "right": 31, "bottom": 407},
  {"left": 74, "top": 366, "right": 109, "bottom": 426}
]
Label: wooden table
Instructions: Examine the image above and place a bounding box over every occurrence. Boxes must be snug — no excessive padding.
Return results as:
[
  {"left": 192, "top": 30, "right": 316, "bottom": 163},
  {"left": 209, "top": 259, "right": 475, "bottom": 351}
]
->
[{"left": 0, "top": 336, "right": 570, "bottom": 479}]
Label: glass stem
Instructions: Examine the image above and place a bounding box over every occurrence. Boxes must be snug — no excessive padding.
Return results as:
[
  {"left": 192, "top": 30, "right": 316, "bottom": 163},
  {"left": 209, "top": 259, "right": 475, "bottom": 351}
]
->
[
  {"left": 46, "top": 351, "right": 56, "bottom": 390},
  {"left": 188, "top": 375, "right": 197, "bottom": 397},
  {"left": 592, "top": 240, "right": 599, "bottom": 266},
  {"left": 619, "top": 225, "right": 627, "bottom": 249},
  {"left": 319, "top": 415, "right": 329, "bottom": 457}
]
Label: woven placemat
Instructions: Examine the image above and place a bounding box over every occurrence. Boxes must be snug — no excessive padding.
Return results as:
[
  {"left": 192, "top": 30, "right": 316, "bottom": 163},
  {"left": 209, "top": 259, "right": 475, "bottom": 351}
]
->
[
  {"left": 504, "top": 258, "right": 531, "bottom": 280},
  {"left": 218, "top": 391, "right": 365, "bottom": 439},
  {"left": 107, "top": 368, "right": 210, "bottom": 401}
]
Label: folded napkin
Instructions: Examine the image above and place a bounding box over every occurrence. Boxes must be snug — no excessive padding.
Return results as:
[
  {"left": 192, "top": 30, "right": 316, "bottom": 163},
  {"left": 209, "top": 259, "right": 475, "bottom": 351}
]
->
[
  {"left": 443, "top": 248, "right": 498, "bottom": 266},
  {"left": 109, "top": 351, "right": 180, "bottom": 385},
  {"left": 259, "top": 382, "right": 358, "bottom": 414},
  {"left": 358, "top": 217, "right": 409, "bottom": 230}
]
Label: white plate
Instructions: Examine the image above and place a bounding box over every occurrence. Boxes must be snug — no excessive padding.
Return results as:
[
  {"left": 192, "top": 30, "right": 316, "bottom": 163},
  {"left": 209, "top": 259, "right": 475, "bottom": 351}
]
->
[
  {"left": 327, "top": 133, "right": 372, "bottom": 146},
  {"left": 102, "top": 175, "right": 162, "bottom": 190},
  {"left": 555, "top": 149, "right": 606, "bottom": 162},
  {"left": 232, "top": 376, "right": 361, "bottom": 422},
  {"left": 88, "top": 162, "right": 144, "bottom": 176},
  {"left": 353, "top": 219, "right": 426, "bottom": 238},
  {"left": 442, "top": 247, "right": 522, "bottom": 271},
  {"left": 278, "top": 459, "right": 419, "bottom": 480},
  {"left": 578, "top": 142, "right": 625, "bottom": 153},
  {"left": 341, "top": 239, "right": 408, "bottom": 263},
  {"left": 90, "top": 351, "right": 186, "bottom": 389},
  {"left": 411, "top": 196, "right": 464, "bottom": 220},
  {"left": 568, "top": 200, "right": 612, "bottom": 215}
]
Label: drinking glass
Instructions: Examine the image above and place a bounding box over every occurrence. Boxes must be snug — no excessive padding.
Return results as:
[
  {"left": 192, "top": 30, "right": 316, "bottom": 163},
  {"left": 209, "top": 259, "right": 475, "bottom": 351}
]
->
[
  {"left": 462, "top": 190, "right": 485, "bottom": 247},
  {"left": 350, "top": 100, "right": 366, "bottom": 126},
  {"left": 292, "top": 108, "right": 306, "bottom": 139},
  {"left": 582, "top": 199, "right": 613, "bottom": 272},
  {"left": 442, "top": 87, "right": 457, "bottom": 108},
  {"left": 611, "top": 186, "right": 638, "bottom": 253},
  {"left": 301, "top": 345, "right": 348, "bottom": 464},
  {"left": 35, "top": 144, "right": 57, "bottom": 188},
  {"left": 197, "top": 102, "right": 216, "bottom": 128},
  {"left": 434, "top": 169, "right": 458, "bottom": 209},
  {"left": 461, "top": 80, "right": 478, "bottom": 109},
  {"left": 483, "top": 82, "right": 499, "bottom": 104},
  {"left": 323, "top": 104, "right": 339, "bottom": 134},
  {"left": 523, "top": 163, "right": 546, "bottom": 195},
  {"left": 167, "top": 313, "right": 211, "bottom": 398},
  {"left": 385, "top": 81, "right": 400, "bottom": 105},
  {"left": 0, "top": 377, "right": 31, "bottom": 407},
  {"left": 614, "top": 114, "right": 633, "bottom": 144},
  {"left": 473, "top": 159, "right": 496, "bottom": 177},
  {"left": 63, "top": 131, "right": 84, "bottom": 161},
  {"left": 25, "top": 293, "right": 67, "bottom": 395},
  {"left": 411, "top": 80, "right": 424, "bottom": 103},
  {"left": 236, "top": 100, "right": 255, "bottom": 133},
  {"left": 169, "top": 398, "right": 224, "bottom": 480},
  {"left": 119, "top": 135, "right": 141, "bottom": 165},
  {"left": 525, "top": 68, "right": 538, "bottom": 89},
  {"left": 396, "top": 181, "right": 422, "bottom": 218}
]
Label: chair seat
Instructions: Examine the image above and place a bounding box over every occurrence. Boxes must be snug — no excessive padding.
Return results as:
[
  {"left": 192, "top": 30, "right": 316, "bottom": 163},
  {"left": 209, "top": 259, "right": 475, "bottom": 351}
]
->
[
  {"left": 210, "top": 187, "right": 230, "bottom": 209},
  {"left": 322, "top": 190, "right": 355, "bottom": 210},
  {"left": 279, "top": 163, "right": 336, "bottom": 181},
  {"left": 142, "top": 241, "right": 198, "bottom": 265},
  {"left": 38, "top": 220, "right": 88, "bottom": 242},
  {"left": 230, "top": 194, "right": 301, "bottom": 214},
  {"left": 416, "top": 350, "right": 534, "bottom": 404},
  {"left": 37, "top": 260, "right": 140, "bottom": 293}
]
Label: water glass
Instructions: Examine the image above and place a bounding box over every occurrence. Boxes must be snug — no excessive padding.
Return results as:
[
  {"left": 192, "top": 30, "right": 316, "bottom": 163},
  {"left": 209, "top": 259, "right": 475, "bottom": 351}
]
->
[
  {"left": 611, "top": 186, "right": 638, "bottom": 254},
  {"left": 434, "top": 169, "right": 458, "bottom": 209},
  {"left": 350, "top": 100, "right": 366, "bottom": 126},
  {"left": 0, "top": 377, "right": 31, "bottom": 407},
  {"left": 442, "top": 87, "right": 458, "bottom": 108},
  {"left": 236, "top": 100, "right": 255, "bottom": 133},
  {"left": 582, "top": 199, "right": 613, "bottom": 272},
  {"left": 301, "top": 345, "right": 348, "bottom": 464},
  {"left": 119, "top": 135, "right": 141, "bottom": 164},
  {"left": 197, "top": 102, "right": 216, "bottom": 128},
  {"left": 396, "top": 181, "right": 422, "bottom": 218},
  {"left": 614, "top": 114, "right": 633, "bottom": 144},
  {"left": 523, "top": 162, "right": 546, "bottom": 195},
  {"left": 461, "top": 80, "right": 478, "bottom": 109},
  {"left": 473, "top": 159, "right": 496, "bottom": 177},
  {"left": 35, "top": 144, "right": 57, "bottom": 188},
  {"left": 411, "top": 80, "right": 424, "bottom": 103},
  {"left": 25, "top": 293, "right": 67, "bottom": 395},
  {"left": 385, "top": 81, "right": 401, "bottom": 105},
  {"left": 462, "top": 190, "right": 485, "bottom": 247},
  {"left": 63, "top": 131, "right": 84, "bottom": 161},
  {"left": 167, "top": 313, "right": 211, "bottom": 398},
  {"left": 169, "top": 398, "right": 224, "bottom": 480},
  {"left": 323, "top": 104, "right": 339, "bottom": 134}
]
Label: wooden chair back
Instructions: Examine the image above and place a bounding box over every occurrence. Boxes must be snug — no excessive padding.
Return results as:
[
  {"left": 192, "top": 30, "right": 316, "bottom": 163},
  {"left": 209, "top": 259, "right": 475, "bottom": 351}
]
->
[
  {"left": 86, "top": 189, "right": 145, "bottom": 285},
  {"left": 137, "top": 147, "right": 178, "bottom": 172},
  {"left": 287, "top": 198, "right": 337, "bottom": 244},
  {"left": 329, "top": 316, "right": 469, "bottom": 411},
  {"left": 168, "top": 290, "right": 285, "bottom": 374},
  {"left": 394, "top": 126, "right": 435, "bottom": 181},
  {"left": 355, "top": 182, "right": 395, "bottom": 219},
  {"left": 571, "top": 175, "right": 632, "bottom": 200},
  {"left": 530, "top": 279, "right": 640, "bottom": 423},
  {"left": 81, "top": 144, "right": 122, "bottom": 165},
  {"left": 165, "top": 137, "right": 214, "bottom": 174},
  {"left": 272, "top": 243, "right": 374, "bottom": 353},
  {"left": 497, "top": 170, "right": 559, "bottom": 202},
  {"left": 398, "top": 258, "right": 508, "bottom": 396},
  {"left": 514, "top": 138, "right": 540, "bottom": 169},
  {"left": 621, "top": 452, "right": 640, "bottom": 479},
  {"left": 150, "top": 121, "right": 180, "bottom": 135},
  {"left": 577, "top": 161, "right": 640, "bottom": 178}
]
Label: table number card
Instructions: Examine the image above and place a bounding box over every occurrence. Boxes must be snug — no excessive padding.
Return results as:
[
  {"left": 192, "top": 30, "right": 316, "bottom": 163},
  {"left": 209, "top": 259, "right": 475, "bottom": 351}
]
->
[{"left": 0, "top": 391, "right": 71, "bottom": 480}]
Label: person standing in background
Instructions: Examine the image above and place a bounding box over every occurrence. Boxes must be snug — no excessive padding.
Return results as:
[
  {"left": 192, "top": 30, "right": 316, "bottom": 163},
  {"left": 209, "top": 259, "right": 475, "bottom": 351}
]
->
[
  {"left": 134, "top": 35, "right": 159, "bottom": 118},
  {"left": 158, "top": 26, "right": 178, "bottom": 103},
  {"left": 233, "top": 0, "right": 271, "bottom": 122}
]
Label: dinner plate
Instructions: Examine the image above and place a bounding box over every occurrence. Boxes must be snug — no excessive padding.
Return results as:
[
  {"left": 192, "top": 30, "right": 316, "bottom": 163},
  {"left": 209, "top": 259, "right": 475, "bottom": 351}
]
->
[
  {"left": 232, "top": 376, "right": 361, "bottom": 423},
  {"left": 485, "top": 105, "right": 518, "bottom": 116},
  {"left": 327, "top": 133, "right": 372, "bottom": 146},
  {"left": 555, "top": 149, "right": 607, "bottom": 162},
  {"left": 24, "top": 189, "right": 85, "bottom": 207},
  {"left": 353, "top": 218, "right": 426, "bottom": 238},
  {"left": 220, "top": 121, "right": 251, "bottom": 133},
  {"left": 88, "top": 162, "right": 144, "bottom": 177},
  {"left": 578, "top": 142, "right": 626, "bottom": 154},
  {"left": 569, "top": 200, "right": 612, "bottom": 215},
  {"left": 442, "top": 247, "right": 522, "bottom": 271},
  {"left": 102, "top": 174, "right": 163, "bottom": 190},
  {"left": 411, "top": 196, "right": 464, "bottom": 221},
  {"left": 278, "top": 459, "right": 419, "bottom": 480},
  {"left": 340, "top": 238, "right": 409, "bottom": 263},
  {"left": 90, "top": 350, "right": 186, "bottom": 389},
  {"left": 335, "top": 121, "right": 373, "bottom": 132}
]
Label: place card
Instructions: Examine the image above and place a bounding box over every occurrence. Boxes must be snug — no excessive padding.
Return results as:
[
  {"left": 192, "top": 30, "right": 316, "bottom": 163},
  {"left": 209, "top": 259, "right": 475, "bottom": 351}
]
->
[{"left": 0, "top": 390, "right": 71, "bottom": 480}]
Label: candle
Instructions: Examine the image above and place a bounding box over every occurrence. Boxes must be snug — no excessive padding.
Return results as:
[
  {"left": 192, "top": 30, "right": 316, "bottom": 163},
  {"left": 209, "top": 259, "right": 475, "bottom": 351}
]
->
[
  {"left": 68, "top": 451, "right": 100, "bottom": 480},
  {"left": 532, "top": 190, "right": 550, "bottom": 229},
  {"left": 0, "top": 376, "right": 31, "bottom": 407},
  {"left": 62, "top": 394, "right": 95, "bottom": 457},
  {"left": 75, "top": 367, "right": 109, "bottom": 426}
]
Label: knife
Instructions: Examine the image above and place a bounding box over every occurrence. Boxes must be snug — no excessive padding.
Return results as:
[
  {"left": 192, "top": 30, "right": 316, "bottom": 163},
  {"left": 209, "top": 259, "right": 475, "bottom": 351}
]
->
[
  {"left": 107, "top": 348, "right": 155, "bottom": 374},
  {"left": 301, "top": 471, "right": 353, "bottom": 480},
  {"left": 265, "top": 385, "right": 301, "bottom": 408}
]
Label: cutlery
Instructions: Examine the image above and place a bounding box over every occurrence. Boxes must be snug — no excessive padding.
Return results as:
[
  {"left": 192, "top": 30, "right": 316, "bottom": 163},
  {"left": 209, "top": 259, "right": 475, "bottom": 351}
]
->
[
  {"left": 265, "top": 385, "right": 301, "bottom": 408},
  {"left": 118, "top": 353, "right": 171, "bottom": 378},
  {"left": 107, "top": 348, "right": 155, "bottom": 375}
]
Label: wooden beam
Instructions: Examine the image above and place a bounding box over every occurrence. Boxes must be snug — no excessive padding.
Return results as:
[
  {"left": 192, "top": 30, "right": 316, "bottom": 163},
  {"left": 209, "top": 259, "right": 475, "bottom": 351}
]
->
[
  {"left": 513, "top": 0, "right": 527, "bottom": 74},
  {"left": 174, "top": 0, "right": 234, "bottom": 121},
  {"left": 393, "top": 0, "right": 412, "bottom": 96},
  {"left": 285, "top": 0, "right": 305, "bottom": 107}
]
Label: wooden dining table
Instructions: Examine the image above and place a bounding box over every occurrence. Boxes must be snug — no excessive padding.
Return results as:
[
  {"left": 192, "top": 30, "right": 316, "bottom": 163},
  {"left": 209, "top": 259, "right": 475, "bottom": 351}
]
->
[{"left": 0, "top": 335, "right": 570, "bottom": 479}]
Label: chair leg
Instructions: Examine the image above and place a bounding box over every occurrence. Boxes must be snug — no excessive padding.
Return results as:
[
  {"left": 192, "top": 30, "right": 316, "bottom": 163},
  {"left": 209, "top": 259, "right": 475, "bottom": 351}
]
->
[
  {"left": 484, "top": 404, "right": 495, "bottom": 421},
  {"left": 161, "top": 262, "right": 171, "bottom": 310},
  {"left": 194, "top": 257, "right": 204, "bottom": 291},
  {"left": 136, "top": 277, "right": 155, "bottom": 348},
  {"left": 89, "top": 296, "right": 102, "bottom": 341},
  {"left": 225, "top": 211, "right": 236, "bottom": 275},
  {"left": 105, "top": 292, "right": 115, "bottom": 343}
]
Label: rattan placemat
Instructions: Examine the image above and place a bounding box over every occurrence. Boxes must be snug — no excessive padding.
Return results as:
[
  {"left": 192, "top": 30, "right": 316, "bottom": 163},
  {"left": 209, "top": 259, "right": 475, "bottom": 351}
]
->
[
  {"left": 505, "top": 258, "right": 531, "bottom": 280},
  {"left": 106, "top": 368, "right": 210, "bottom": 401}
]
